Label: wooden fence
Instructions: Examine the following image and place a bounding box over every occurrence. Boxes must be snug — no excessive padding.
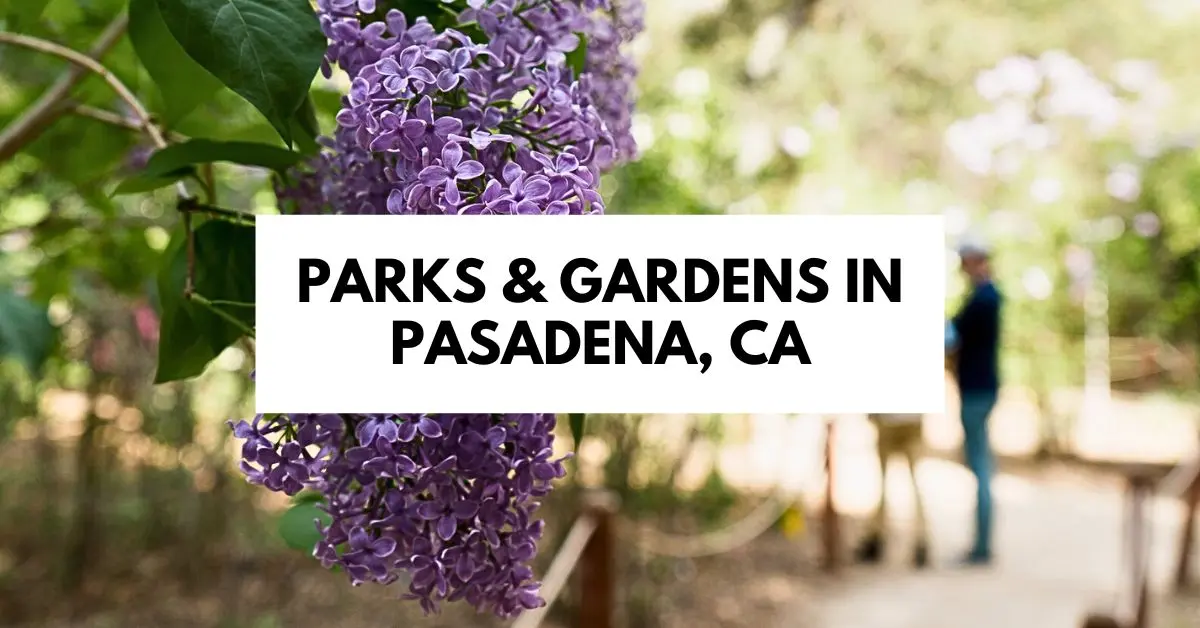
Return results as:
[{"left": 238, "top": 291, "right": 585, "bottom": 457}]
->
[{"left": 521, "top": 419, "right": 1200, "bottom": 628}]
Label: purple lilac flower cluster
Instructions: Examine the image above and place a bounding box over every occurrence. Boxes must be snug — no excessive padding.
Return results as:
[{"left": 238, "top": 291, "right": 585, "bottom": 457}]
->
[
  {"left": 580, "top": 0, "right": 643, "bottom": 163},
  {"left": 230, "top": 412, "right": 565, "bottom": 616},
  {"left": 239, "top": 0, "right": 643, "bottom": 619},
  {"left": 280, "top": 0, "right": 645, "bottom": 217}
]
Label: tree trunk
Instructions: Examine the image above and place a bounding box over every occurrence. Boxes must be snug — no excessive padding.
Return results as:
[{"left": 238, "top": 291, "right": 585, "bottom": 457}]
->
[{"left": 62, "top": 331, "right": 107, "bottom": 594}]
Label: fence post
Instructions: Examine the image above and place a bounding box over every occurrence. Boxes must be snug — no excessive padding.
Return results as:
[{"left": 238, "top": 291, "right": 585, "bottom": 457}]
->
[
  {"left": 1128, "top": 473, "right": 1153, "bottom": 628},
  {"left": 822, "top": 417, "right": 841, "bottom": 574},
  {"left": 1175, "top": 460, "right": 1200, "bottom": 591},
  {"left": 579, "top": 490, "right": 619, "bottom": 628}
]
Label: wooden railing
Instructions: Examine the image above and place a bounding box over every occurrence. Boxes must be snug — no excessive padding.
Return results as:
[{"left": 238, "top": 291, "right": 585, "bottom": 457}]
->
[
  {"left": 518, "top": 419, "right": 840, "bottom": 628},
  {"left": 1161, "top": 449, "right": 1200, "bottom": 591},
  {"left": 1081, "top": 444, "right": 1200, "bottom": 628},
  {"left": 821, "top": 418, "right": 841, "bottom": 574},
  {"left": 514, "top": 490, "right": 619, "bottom": 628},
  {"left": 523, "top": 419, "right": 1196, "bottom": 628}
]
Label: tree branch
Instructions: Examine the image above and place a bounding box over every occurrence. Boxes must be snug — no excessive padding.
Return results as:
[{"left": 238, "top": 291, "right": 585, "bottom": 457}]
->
[
  {"left": 0, "top": 30, "right": 166, "bottom": 150},
  {"left": 189, "top": 293, "right": 256, "bottom": 339},
  {"left": 184, "top": 212, "right": 195, "bottom": 296},
  {"left": 0, "top": 29, "right": 190, "bottom": 199},
  {"left": 64, "top": 102, "right": 141, "bottom": 131},
  {"left": 177, "top": 198, "right": 257, "bottom": 224},
  {"left": 0, "top": 215, "right": 156, "bottom": 238},
  {"left": 0, "top": 15, "right": 128, "bottom": 162},
  {"left": 0, "top": 22, "right": 229, "bottom": 318},
  {"left": 65, "top": 103, "right": 187, "bottom": 142}
]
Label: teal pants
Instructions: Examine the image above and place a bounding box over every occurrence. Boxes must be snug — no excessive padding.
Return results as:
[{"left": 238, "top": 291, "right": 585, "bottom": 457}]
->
[{"left": 961, "top": 391, "right": 997, "bottom": 558}]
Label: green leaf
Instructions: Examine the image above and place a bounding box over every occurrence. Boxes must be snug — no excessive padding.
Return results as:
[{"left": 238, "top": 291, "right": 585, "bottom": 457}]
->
[
  {"left": 292, "top": 489, "right": 324, "bottom": 505},
  {"left": 26, "top": 117, "right": 133, "bottom": 186},
  {"left": 5, "top": 0, "right": 50, "bottom": 28},
  {"left": 566, "top": 34, "right": 588, "bottom": 80},
  {"left": 140, "top": 139, "right": 305, "bottom": 177},
  {"left": 278, "top": 502, "right": 330, "bottom": 552},
  {"left": 292, "top": 94, "right": 320, "bottom": 139},
  {"left": 0, "top": 290, "right": 55, "bottom": 377},
  {"left": 382, "top": 0, "right": 485, "bottom": 39},
  {"left": 112, "top": 167, "right": 195, "bottom": 196},
  {"left": 309, "top": 88, "right": 345, "bottom": 118},
  {"left": 155, "top": 219, "right": 256, "bottom": 383},
  {"left": 568, "top": 413, "right": 585, "bottom": 450},
  {"left": 289, "top": 94, "right": 321, "bottom": 156},
  {"left": 154, "top": 0, "right": 326, "bottom": 146},
  {"left": 388, "top": 0, "right": 455, "bottom": 29},
  {"left": 129, "top": 0, "right": 225, "bottom": 125}
]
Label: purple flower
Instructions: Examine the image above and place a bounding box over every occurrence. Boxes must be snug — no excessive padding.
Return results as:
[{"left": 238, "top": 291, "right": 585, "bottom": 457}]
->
[
  {"left": 326, "top": 0, "right": 376, "bottom": 14},
  {"left": 449, "top": 129, "right": 514, "bottom": 150},
  {"left": 357, "top": 414, "right": 400, "bottom": 444},
  {"left": 252, "top": 0, "right": 647, "bottom": 617},
  {"left": 417, "top": 494, "right": 480, "bottom": 541},
  {"left": 419, "top": 142, "right": 485, "bottom": 205},
  {"left": 428, "top": 46, "right": 483, "bottom": 91},
  {"left": 531, "top": 150, "right": 589, "bottom": 184},
  {"left": 376, "top": 46, "right": 437, "bottom": 95},
  {"left": 342, "top": 525, "right": 399, "bottom": 584},
  {"left": 413, "top": 95, "right": 465, "bottom": 143}
]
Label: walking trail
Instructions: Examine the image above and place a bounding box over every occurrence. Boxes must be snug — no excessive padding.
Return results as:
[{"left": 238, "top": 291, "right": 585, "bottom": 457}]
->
[
  {"left": 667, "top": 389, "right": 1200, "bottom": 628},
  {"left": 794, "top": 457, "right": 1193, "bottom": 628}
]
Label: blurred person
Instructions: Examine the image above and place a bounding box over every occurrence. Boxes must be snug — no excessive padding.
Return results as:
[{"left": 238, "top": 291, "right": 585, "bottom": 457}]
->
[
  {"left": 852, "top": 412, "right": 930, "bottom": 568},
  {"left": 950, "top": 237, "right": 1003, "bottom": 566},
  {"left": 852, "top": 321, "right": 961, "bottom": 566}
]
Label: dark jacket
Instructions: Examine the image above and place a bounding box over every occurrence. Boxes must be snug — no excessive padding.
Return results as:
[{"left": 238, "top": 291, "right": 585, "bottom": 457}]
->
[{"left": 951, "top": 281, "right": 1002, "bottom": 393}]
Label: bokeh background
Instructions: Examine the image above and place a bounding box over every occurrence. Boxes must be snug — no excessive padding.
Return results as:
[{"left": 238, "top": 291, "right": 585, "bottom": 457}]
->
[{"left": 2, "top": 0, "right": 1200, "bottom": 626}]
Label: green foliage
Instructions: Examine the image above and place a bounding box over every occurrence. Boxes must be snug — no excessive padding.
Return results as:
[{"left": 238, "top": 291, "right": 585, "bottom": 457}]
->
[
  {"left": 111, "top": 169, "right": 194, "bottom": 196},
  {"left": 291, "top": 489, "right": 324, "bottom": 505},
  {"left": 153, "top": 0, "right": 327, "bottom": 146},
  {"left": 607, "top": 152, "right": 718, "bottom": 215},
  {"left": 0, "top": 290, "right": 55, "bottom": 377},
  {"left": 568, "top": 412, "right": 585, "bottom": 450},
  {"left": 566, "top": 34, "right": 589, "bottom": 79},
  {"left": 26, "top": 119, "right": 136, "bottom": 188},
  {"left": 384, "top": 0, "right": 466, "bottom": 31},
  {"left": 689, "top": 468, "right": 738, "bottom": 524},
  {"left": 2, "top": 0, "right": 50, "bottom": 29},
  {"left": 620, "top": 468, "right": 739, "bottom": 526},
  {"left": 1111, "top": 147, "right": 1200, "bottom": 354},
  {"left": 115, "top": 138, "right": 307, "bottom": 194},
  {"left": 278, "top": 501, "right": 330, "bottom": 552},
  {"left": 140, "top": 139, "right": 308, "bottom": 176},
  {"left": 289, "top": 94, "right": 323, "bottom": 155},
  {"left": 128, "top": 0, "right": 225, "bottom": 125},
  {"left": 155, "top": 219, "right": 255, "bottom": 383}
]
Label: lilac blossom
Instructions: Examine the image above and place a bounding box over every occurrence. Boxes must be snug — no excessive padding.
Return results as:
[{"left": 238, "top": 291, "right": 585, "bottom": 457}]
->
[
  {"left": 241, "top": 1, "right": 646, "bottom": 618},
  {"left": 230, "top": 413, "right": 567, "bottom": 617}
]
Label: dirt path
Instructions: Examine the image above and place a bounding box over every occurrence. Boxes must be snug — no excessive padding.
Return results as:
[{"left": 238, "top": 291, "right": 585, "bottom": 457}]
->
[
  {"left": 793, "top": 458, "right": 1193, "bottom": 628},
  {"left": 630, "top": 392, "right": 1199, "bottom": 628}
]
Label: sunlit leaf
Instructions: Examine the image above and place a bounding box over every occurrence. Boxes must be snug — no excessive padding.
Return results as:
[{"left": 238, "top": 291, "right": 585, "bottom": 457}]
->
[
  {"left": 278, "top": 502, "right": 330, "bottom": 552},
  {"left": 154, "top": 0, "right": 326, "bottom": 145},
  {"left": 566, "top": 34, "right": 588, "bottom": 79},
  {"left": 292, "top": 489, "right": 324, "bottom": 505}
]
